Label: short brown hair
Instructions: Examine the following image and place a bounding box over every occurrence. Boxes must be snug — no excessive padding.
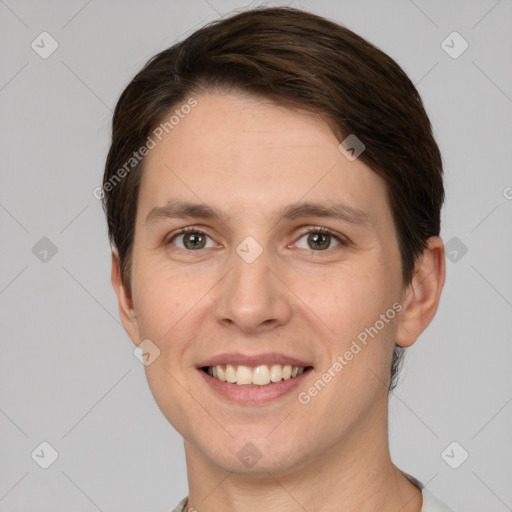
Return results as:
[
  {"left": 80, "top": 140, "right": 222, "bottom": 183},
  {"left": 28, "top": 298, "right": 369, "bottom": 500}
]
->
[{"left": 102, "top": 6, "right": 444, "bottom": 390}]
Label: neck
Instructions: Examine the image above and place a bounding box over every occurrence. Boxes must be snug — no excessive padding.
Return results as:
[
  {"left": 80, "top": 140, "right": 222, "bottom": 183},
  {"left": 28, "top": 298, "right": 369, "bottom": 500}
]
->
[{"left": 183, "top": 402, "right": 422, "bottom": 512}]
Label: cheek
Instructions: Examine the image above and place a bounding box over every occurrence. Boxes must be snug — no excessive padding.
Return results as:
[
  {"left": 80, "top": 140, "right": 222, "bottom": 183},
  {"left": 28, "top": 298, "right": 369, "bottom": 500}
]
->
[
  {"left": 300, "top": 263, "right": 395, "bottom": 342},
  {"left": 130, "top": 255, "right": 216, "bottom": 378},
  {"left": 296, "top": 260, "right": 401, "bottom": 396},
  {"left": 131, "top": 254, "right": 195, "bottom": 337},
  {"left": 143, "top": 358, "right": 199, "bottom": 440}
]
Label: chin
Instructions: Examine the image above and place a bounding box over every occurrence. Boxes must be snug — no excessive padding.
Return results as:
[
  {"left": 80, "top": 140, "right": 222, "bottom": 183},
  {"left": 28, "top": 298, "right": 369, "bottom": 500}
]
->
[{"left": 189, "top": 426, "right": 313, "bottom": 477}]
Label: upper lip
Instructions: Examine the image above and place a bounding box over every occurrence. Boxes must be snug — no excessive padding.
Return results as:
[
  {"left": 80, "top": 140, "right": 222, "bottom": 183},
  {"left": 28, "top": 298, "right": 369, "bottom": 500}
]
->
[{"left": 198, "top": 352, "right": 313, "bottom": 368}]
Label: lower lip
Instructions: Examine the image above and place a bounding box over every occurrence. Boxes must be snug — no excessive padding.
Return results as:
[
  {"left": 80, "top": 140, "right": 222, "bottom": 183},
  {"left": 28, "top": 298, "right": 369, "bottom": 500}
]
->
[{"left": 198, "top": 368, "right": 313, "bottom": 405}]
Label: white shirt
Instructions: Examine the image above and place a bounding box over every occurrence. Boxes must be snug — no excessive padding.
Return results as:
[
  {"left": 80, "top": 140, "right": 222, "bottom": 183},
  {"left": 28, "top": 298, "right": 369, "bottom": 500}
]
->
[{"left": 421, "top": 487, "right": 455, "bottom": 511}]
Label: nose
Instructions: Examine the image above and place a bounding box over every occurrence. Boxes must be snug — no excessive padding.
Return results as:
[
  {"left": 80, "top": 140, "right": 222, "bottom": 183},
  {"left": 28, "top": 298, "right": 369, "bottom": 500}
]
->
[{"left": 213, "top": 242, "right": 293, "bottom": 334}]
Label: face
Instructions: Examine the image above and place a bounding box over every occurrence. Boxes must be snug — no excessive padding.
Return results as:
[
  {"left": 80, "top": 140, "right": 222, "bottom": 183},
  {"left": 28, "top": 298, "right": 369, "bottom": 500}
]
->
[{"left": 115, "top": 91, "right": 411, "bottom": 476}]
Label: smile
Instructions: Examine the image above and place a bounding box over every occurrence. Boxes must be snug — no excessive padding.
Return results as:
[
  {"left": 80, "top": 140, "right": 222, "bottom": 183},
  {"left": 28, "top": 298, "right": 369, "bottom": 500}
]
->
[
  {"left": 197, "top": 352, "right": 314, "bottom": 404},
  {"left": 203, "top": 364, "right": 308, "bottom": 386}
]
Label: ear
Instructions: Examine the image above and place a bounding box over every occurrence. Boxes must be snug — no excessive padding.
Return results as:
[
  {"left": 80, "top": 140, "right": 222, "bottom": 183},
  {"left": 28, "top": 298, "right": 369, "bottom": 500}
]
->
[
  {"left": 395, "top": 236, "right": 446, "bottom": 348},
  {"left": 111, "top": 249, "right": 141, "bottom": 347}
]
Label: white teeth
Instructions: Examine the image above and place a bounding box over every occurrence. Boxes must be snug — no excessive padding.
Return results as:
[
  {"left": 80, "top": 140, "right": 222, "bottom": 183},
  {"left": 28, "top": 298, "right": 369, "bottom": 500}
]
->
[
  {"left": 207, "top": 364, "right": 307, "bottom": 386},
  {"left": 217, "top": 365, "right": 226, "bottom": 382},
  {"left": 252, "top": 365, "right": 271, "bottom": 385},
  {"left": 225, "top": 364, "right": 236, "bottom": 383},
  {"left": 236, "top": 365, "right": 253, "bottom": 385},
  {"left": 270, "top": 364, "right": 283, "bottom": 382}
]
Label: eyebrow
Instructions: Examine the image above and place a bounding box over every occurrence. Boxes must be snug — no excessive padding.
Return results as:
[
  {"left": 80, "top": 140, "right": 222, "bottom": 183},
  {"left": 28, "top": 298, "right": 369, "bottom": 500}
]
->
[{"left": 144, "top": 200, "right": 371, "bottom": 227}]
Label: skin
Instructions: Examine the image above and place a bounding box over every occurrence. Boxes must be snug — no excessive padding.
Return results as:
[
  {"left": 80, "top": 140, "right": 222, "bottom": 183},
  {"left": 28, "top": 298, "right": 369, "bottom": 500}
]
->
[{"left": 111, "top": 91, "right": 445, "bottom": 511}]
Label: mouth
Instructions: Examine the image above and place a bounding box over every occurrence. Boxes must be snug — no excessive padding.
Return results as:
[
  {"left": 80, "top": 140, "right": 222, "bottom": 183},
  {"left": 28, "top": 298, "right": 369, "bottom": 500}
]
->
[
  {"left": 196, "top": 353, "right": 314, "bottom": 404},
  {"left": 201, "top": 363, "right": 313, "bottom": 386}
]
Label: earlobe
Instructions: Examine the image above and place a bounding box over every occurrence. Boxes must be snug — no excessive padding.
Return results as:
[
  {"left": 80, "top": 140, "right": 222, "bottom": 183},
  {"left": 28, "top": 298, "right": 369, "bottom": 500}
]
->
[
  {"left": 395, "top": 237, "right": 446, "bottom": 348},
  {"left": 111, "top": 249, "right": 141, "bottom": 345}
]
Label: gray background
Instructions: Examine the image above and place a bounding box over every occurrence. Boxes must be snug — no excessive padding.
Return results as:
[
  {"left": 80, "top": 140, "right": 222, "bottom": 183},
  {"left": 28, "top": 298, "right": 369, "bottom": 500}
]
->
[{"left": 1, "top": 0, "right": 511, "bottom": 510}]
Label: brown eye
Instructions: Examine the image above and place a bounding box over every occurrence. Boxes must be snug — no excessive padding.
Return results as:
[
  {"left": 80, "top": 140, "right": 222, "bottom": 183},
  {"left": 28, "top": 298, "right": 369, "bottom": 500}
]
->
[
  {"left": 169, "top": 229, "right": 215, "bottom": 250},
  {"left": 307, "top": 232, "right": 331, "bottom": 250},
  {"left": 182, "top": 232, "right": 206, "bottom": 250},
  {"left": 295, "top": 228, "right": 343, "bottom": 251}
]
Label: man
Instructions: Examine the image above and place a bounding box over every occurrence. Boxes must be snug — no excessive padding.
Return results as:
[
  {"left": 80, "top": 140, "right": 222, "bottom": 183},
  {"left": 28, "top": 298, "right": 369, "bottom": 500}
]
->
[{"left": 102, "top": 7, "right": 451, "bottom": 511}]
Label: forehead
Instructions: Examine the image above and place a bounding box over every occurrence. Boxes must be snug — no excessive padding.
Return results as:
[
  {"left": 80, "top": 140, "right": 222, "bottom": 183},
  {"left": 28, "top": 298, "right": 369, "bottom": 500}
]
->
[{"left": 137, "top": 92, "right": 391, "bottom": 226}]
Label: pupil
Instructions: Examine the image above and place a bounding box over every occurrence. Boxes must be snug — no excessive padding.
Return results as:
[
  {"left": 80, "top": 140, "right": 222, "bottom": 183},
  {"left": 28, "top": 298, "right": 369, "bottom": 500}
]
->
[
  {"left": 186, "top": 233, "right": 205, "bottom": 249},
  {"left": 310, "top": 233, "right": 329, "bottom": 250}
]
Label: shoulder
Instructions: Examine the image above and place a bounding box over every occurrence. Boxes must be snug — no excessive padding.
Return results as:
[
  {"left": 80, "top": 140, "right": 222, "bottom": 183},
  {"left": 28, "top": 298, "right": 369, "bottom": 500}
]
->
[
  {"left": 401, "top": 471, "right": 455, "bottom": 512},
  {"left": 169, "top": 496, "right": 189, "bottom": 512},
  {"left": 421, "top": 487, "right": 455, "bottom": 512}
]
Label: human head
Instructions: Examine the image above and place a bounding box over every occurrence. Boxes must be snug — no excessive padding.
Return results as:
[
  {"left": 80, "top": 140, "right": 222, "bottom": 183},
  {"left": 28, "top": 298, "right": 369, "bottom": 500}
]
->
[{"left": 103, "top": 7, "right": 443, "bottom": 397}]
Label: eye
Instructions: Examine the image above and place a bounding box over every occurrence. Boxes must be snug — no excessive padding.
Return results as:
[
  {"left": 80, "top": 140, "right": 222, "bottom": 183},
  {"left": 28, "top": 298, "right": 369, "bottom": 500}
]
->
[
  {"left": 294, "top": 227, "right": 345, "bottom": 251},
  {"left": 167, "top": 228, "right": 217, "bottom": 250},
  {"left": 166, "top": 226, "right": 347, "bottom": 252}
]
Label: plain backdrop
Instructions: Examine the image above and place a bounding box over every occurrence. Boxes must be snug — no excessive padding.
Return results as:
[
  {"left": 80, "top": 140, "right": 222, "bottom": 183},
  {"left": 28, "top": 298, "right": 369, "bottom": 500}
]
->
[{"left": 1, "top": 0, "right": 511, "bottom": 511}]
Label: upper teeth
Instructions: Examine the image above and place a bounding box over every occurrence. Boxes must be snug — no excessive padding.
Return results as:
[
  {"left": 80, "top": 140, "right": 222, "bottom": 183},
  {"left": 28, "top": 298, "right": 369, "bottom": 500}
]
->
[{"left": 207, "top": 364, "right": 305, "bottom": 386}]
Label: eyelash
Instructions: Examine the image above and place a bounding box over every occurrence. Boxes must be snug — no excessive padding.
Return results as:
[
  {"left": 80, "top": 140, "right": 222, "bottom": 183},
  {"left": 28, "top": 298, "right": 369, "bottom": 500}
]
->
[
  {"left": 294, "top": 226, "right": 347, "bottom": 249},
  {"left": 166, "top": 226, "right": 348, "bottom": 251}
]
